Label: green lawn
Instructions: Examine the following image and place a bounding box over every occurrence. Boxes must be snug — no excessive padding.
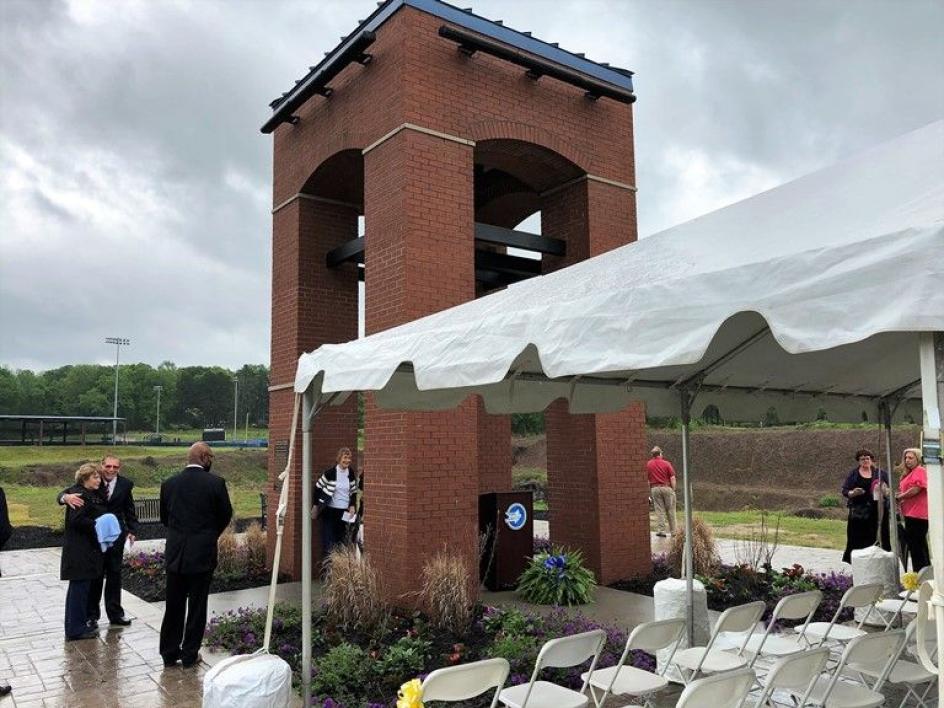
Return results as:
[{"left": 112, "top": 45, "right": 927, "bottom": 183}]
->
[
  {"left": 2, "top": 444, "right": 268, "bottom": 529},
  {"left": 5, "top": 484, "right": 264, "bottom": 529},
  {"left": 696, "top": 510, "right": 845, "bottom": 550},
  {"left": 0, "top": 445, "right": 182, "bottom": 467}
]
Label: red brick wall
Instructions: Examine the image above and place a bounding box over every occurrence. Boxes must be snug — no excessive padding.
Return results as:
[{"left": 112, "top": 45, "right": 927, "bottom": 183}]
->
[
  {"left": 268, "top": 199, "right": 359, "bottom": 576},
  {"left": 363, "top": 130, "right": 480, "bottom": 600},
  {"left": 269, "top": 4, "right": 642, "bottom": 585},
  {"left": 541, "top": 179, "right": 650, "bottom": 583}
]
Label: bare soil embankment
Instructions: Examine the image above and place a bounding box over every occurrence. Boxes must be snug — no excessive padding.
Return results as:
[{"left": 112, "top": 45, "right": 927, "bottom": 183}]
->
[{"left": 514, "top": 427, "right": 920, "bottom": 512}]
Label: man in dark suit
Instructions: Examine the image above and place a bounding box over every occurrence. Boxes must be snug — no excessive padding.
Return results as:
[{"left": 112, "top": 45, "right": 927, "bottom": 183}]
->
[
  {"left": 59, "top": 455, "right": 139, "bottom": 626},
  {"left": 159, "top": 442, "right": 232, "bottom": 668}
]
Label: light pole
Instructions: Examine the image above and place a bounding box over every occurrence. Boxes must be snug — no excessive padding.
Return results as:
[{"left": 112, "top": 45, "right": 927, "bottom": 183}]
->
[
  {"left": 105, "top": 337, "right": 130, "bottom": 445},
  {"left": 153, "top": 385, "right": 163, "bottom": 437},
  {"left": 232, "top": 376, "right": 239, "bottom": 442}
]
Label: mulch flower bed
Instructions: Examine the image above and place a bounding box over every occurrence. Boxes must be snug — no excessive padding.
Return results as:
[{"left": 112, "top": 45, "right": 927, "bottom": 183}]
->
[
  {"left": 609, "top": 554, "right": 854, "bottom": 625},
  {"left": 4, "top": 518, "right": 264, "bottom": 550},
  {"left": 121, "top": 549, "right": 287, "bottom": 602},
  {"left": 204, "top": 603, "right": 656, "bottom": 708}
]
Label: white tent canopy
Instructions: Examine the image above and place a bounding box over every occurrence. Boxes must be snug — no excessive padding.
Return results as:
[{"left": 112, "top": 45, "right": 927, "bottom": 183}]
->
[
  {"left": 288, "top": 120, "right": 944, "bottom": 706},
  {"left": 296, "top": 121, "right": 943, "bottom": 424}
]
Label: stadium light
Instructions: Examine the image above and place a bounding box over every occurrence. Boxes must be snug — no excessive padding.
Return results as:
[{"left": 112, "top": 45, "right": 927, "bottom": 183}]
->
[{"left": 104, "top": 337, "right": 130, "bottom": 445}]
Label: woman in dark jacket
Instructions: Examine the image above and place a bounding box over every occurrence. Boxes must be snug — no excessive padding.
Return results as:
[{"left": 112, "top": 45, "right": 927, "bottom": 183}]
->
[
  {"left": 311, "top": 447, "right": 361, "bottom": 563},
  {"left": 61, "top": 463, "right": 106, "bottom": 640},
  {"left": 841, "top": 448, "right": 890, "bottom": 563}
]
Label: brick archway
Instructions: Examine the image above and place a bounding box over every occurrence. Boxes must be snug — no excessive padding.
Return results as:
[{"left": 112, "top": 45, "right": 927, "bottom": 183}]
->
[{"left": 266, "top": 0, "right": 650, "bottom": 594}]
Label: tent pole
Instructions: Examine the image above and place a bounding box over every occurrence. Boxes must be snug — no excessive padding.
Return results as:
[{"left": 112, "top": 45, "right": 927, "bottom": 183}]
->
[
  {"left": 917, "top": 333, "right": 943, "bottom": 697},
  {"left": 680, "top": 390, "right": 695, "bottom": 645},
  {"left": 301, "top": 388, "right": 314, "bottom": 708},
  {"left": 880, "top": 402, "right": 901, "bottom": 566}
]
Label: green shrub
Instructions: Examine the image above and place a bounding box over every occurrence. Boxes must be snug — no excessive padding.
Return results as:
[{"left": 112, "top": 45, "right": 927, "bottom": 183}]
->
[
  {"left": 516, "top": 546, "right": 596, "bottom": 605},
  {"left": 488, "top": 632, "right": 540, "bottom": 676},
  {"left": 818, "top": 495, "right": 840, "bottom": 508},
  {"left": 376, "top": 635, "right": 431, "bottom": 680},
  {"left": 311, "top": 643, "right": 369, "bottom": 707}
]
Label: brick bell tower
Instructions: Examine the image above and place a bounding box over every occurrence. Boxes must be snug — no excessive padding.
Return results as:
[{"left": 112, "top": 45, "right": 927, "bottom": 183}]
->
[{"left": 264, "top": 0, "right": 650, "bottom": 598}]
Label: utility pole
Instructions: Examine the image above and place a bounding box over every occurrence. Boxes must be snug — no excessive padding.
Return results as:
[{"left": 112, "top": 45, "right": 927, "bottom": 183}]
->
[
  {"left": 105, "top": 337, "right": 130, "bottom": 445},
  {"left": 245, "top": 411, "right": 250, "bottom": 440},
  {"left": 232, "top": 376, "right": 239, "bottom": 442},
  {"left": 154, "top": 385, "right": 163, "bottom": 437}
]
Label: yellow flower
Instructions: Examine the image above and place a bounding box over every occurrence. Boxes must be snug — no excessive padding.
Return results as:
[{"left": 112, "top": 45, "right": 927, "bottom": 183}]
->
[
  {"left": 901, "top": 572, "right": 920, "bottom": 591},
  {"left": 397, "top": 678, "right": 424, "bottom": 708}
]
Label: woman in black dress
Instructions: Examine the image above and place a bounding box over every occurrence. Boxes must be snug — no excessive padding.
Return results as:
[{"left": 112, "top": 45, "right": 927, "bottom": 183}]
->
[
  {"left": 841, "top": 448, "right": 890, "bottom": 563},
  {"left": 61, "top": 463, "right": 106, "bottom": 640}
]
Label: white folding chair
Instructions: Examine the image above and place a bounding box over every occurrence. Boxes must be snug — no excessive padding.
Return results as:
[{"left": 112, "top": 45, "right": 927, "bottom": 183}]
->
[
  {"left": 735, "top": 590, "right": 822, "bottom": 668},
  {"left": 784, "top": 629, "right": 906, "bottom": 707},
  {"left": 421, "top": 657, "right": 510, "bottom": 707},
  {"left": 581, "top": 617, "right": 685, "bottom": 708},
  {"left": 670, "top": 600, "right": 766, "bottom": 683},
  {"left": 498, "top": 629, "right": 606, "bottom": 708},
  {"left": 796, "top": 583, "right": 883, "bottom": 649},
  {"left": 847, "top": 621, "right": 937, "bottom": 708},
  {"left": 878, "top": 565, "right": 933, "bottom": 629},
  {"left": 675, "top": 667, "right": 756, "bottom": 708},
  {"left": 751, "top": 647, "right": 831, "bottom": 708}
]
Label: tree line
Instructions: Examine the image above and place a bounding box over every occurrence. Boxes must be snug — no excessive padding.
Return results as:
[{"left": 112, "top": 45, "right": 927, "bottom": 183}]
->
[{"left": 0, "top": 362, "right": 269, "bottom": 431}]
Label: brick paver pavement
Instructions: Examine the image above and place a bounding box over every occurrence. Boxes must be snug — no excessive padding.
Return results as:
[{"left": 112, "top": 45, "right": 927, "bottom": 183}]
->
[{"left": 0, "top": 547, "right": 206, "bottom": 707}]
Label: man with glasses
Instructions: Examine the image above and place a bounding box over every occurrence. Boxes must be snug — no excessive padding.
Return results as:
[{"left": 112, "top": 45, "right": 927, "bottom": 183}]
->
[{"left": 59, "top": 455, "right": 139, "bottom": 627}]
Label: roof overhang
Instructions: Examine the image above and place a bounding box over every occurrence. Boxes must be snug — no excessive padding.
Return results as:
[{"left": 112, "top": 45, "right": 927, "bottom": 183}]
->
[{"left": 261, "top": 0, "right": 635, "bottom": 134}]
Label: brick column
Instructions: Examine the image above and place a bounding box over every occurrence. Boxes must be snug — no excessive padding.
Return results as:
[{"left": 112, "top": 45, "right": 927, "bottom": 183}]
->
[
  {"left": 268, "top": 198, "right": 359, "bottom": 579},
  {"left": 541, "top": 178, "right": 650, "bottom": 583},
  {"left": 363, "top": 129, "right": 480, "bottom": 602},
  {"left": 477, "top": 400, "right": 512, "bottom": 493}
]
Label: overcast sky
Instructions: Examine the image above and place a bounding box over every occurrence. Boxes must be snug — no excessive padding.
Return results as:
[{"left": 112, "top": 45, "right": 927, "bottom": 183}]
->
[{"left": 1, "top": 0, "right": 942, "bottom": 372}]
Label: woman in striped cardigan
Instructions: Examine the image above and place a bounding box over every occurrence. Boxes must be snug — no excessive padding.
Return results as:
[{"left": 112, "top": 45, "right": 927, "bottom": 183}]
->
[{"left": 312, "top": 447, "right": 362, "bottom": 563}]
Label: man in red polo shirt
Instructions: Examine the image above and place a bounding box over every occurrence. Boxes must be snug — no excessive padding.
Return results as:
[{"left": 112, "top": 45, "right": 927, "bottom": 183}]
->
[{"left": 647, "top": 446, "right": 677, "bottom": 537}]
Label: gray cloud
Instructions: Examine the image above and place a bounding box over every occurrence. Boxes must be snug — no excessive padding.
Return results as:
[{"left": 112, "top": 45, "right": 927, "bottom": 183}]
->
[{"left": 1, "top": 0, "right": 942, "bottom": 371}]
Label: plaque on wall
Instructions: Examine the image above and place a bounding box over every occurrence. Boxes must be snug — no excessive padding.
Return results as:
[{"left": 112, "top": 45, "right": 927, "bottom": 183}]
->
[{"left": 273, "top": 440, "right": 289, "bottom": 490}]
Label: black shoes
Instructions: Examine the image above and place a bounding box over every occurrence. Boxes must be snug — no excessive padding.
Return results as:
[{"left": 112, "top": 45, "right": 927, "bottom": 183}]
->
[
  {"left": 0, "top": 684, "right": 12, "bottom": 696},
  {"left": 162, "top": 658, "right": 179, "bottom": 668},
  {"left": 66, "top": 631, "right": 99, "bottom": 641},
  {"left": 181, "top": 653, "right": 202, "bottom": 668},
  {"left": 86, "top": 619, "right": 99, "bottom": 629},
  {"left": 109, "top": 616, "right": 132, "bottom": 626}
]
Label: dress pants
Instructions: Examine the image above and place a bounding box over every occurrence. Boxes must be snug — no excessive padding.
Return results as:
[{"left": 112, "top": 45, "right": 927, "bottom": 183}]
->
[
  {"left": 651, "top": 486, "right": 677, "bottom": 534},
  {"left": 159, "top": 571, "right": 213, "bottom": 664},
  {"left": 65, "top": 579, "right": 91, "bottom": 638},
  {"left": 88, "top": 536, "right": 126, "bottom": 621},
  {"left": 319, "top": 507, "right": 348, "bottom": 557},
  {"left": 903, "top": 516, "right": 930, "bottom": 572}
]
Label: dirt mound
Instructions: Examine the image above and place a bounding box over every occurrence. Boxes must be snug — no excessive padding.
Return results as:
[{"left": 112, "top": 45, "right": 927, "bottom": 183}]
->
[
  {"left": 512, "top": 435, "right": 546, "bottom": 468},
  {"left": 508, "top": 426, "right": 920, "bottom": 512}
]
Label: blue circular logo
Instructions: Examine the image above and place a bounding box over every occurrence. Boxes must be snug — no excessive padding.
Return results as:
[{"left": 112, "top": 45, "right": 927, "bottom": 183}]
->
[{"left": 504, "top": 502, "right": 527, "bottom": 531}]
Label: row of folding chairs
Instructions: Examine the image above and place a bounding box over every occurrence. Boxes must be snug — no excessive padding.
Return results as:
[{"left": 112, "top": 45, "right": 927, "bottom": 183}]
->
[
  {"left": 417, "top": 624, "right": 757, "bottom": 708},
  {"left": 417, "top": 568, "right": 937, "bottom": 708}
]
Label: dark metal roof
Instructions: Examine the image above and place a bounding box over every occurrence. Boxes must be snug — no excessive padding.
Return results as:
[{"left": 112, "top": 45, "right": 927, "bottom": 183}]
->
[
  {"left": 262, "top": 0, "right": 635, "bottom": 133},
  {"left": 0, "top": 415, "right": 125, "bottom": 422}
]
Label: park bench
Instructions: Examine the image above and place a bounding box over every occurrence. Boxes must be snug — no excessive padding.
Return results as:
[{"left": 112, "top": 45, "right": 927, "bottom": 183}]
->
[{"left": 134, "top": 496, "right": 161, "bottom": 524}]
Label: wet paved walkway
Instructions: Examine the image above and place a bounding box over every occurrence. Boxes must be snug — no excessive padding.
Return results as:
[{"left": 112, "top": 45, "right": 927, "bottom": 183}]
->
[{"left": 0, "top": 548, "right": 207, "bottom": 708}]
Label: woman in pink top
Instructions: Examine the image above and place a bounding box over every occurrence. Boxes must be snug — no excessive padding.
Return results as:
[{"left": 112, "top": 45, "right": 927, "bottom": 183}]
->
[{"left": 896, "top": 448, "right": 929, "bottom": 572}]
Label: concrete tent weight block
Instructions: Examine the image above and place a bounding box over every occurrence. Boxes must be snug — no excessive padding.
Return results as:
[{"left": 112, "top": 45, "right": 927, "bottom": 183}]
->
[
  {"left": 851, "top": 545, "right": 899, "bottom": 625},
  {"left": 654, "top": 577, "right": 710, "bottom": 680}
]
